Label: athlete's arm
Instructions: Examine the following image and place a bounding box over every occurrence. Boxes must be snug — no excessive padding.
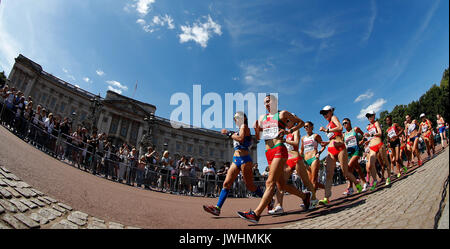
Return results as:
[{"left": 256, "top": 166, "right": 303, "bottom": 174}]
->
[
  {"left": 316, "top": 135, "right": 328, "bottom": 157},
  {"left": 374, "top": 121, "right": 383, "bottom": 137},
  {"left": 281, "top": 111, "right": 305, "bottom": 133},
  {"left": 285, "top": 130, "right": 300, "bottom": 147},
  {"left": 394, "top": 123, "right": 404, "bottom": 136},
  {"left": 231, "top": 124, "right": 247, "bottom": 142},
  {"left": 328, "top": 115, "right": 343, "bottom": 133},
  {"left": 300, "top": 136, "right": 305, "bottom": 155},
  {"left": 253, "top": 115, "right": 264, "bottom": 141}
]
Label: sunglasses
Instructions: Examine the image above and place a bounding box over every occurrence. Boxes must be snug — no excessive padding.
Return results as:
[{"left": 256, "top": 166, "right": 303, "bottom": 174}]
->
[{"left": 342, "top": 122, "right": 348, "bottom": 125}]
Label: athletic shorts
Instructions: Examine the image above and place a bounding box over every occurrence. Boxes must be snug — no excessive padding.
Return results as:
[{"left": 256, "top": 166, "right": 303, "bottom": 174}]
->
[
  {"left": 265, "top": 143, "right": 288, "bottom": 166},
  {"left": 439, "top": 126, "right": 446, "bottom": 134},
  {"left": 389, "top": 138, "right": 401, "bottom": 149},
  {"left": 304, "top": 157, "right": 317, "bottom": 167},
  {"left": 347, "top": 146, "right": 362, "bottom": 158},
  {"left": 286, "top": 154, "right": 302, "bottom": 170},
  {"left": 328, "top": 144, "right": 346, "bottom": 157},
  {"left": 369, "top": 142, "right": 383, "bottom": 153},
  {"left": 233, "top": 155, "right": 253, "bottom": 170}
]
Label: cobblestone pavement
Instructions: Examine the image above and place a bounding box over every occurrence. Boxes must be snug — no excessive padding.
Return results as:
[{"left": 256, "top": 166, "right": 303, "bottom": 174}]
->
[
  {"left": 282, "top": 148, "right": 449, "bottom": 229},
  {"left": 0, "top": 166, "right": 140, "bottom": 229}
]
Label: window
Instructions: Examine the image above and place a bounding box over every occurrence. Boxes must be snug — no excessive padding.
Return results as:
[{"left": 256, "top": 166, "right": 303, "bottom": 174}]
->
[
  {"left": 60, "top": 102, "right": 66, "bottom": 113},
  {"left": 130, "top": 121, "right": 139, "bottom": 145},
  {"left": 40, "top": 94, "right": 47, "bottom": 104},
  {"left": 109, "top": 115, "right": 119, "bottom": 134},
  {"left": 187, "top": 144, "right": 193, "bottom": 153},
  {"left": 199, "top": 146, "right": 204, "bottom": 156},
  {"left": 120, "top": 119, "right": 129, "bottom": 137},
  {"left": 220, "top": 150, "right": 224, "bottom": 158},
  {"left": 209, "top": 148, "right": 214, "bottom": 157},
  {"left": 80, "top": 111, "right": 87, "bottom": 121},
  {"left": 176, "top": 142, "right": 182, "bottom": 152}
]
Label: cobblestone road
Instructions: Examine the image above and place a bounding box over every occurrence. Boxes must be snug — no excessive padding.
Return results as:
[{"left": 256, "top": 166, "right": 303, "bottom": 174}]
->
[{"left": 282, "top": 148, "right": 449, "bottom": 229}]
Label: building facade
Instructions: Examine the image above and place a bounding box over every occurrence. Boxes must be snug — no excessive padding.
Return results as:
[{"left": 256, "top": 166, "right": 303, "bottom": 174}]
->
[{"left": 6, "top": 54, "right": 258, "bottom": 168}]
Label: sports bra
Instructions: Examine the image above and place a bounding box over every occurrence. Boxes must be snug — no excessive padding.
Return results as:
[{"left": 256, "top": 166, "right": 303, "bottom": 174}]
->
[
  {"left": 437, "top": 118, "right": 445, "bottom": 128},
  {"left": 407, "top": 123, "right": 416, "bottom": 135},
  {"left": 261, "top": 112, "right": 287, "bottom": 140},
  {"left": 233, "top": 133, "right": 252, "bottom": 151},
  {"left": 326, "top": 120, "right": 342, "bottom": 140},
  {"left": 303, "top": 134, "right": 318, "bottom": 153},
  {"left": 285, "top": 133, "right": 299, "bottom": 152}
]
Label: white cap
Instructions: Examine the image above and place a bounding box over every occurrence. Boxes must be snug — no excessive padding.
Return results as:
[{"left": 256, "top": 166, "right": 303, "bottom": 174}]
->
[
  {"left": 320, "top": 105, "right": 334, "bottom": 115},
  {"left": 365, "top": 110, "right": 376, "bottom": 118},
  {"left": 420, "top": 113, "right": 426, "bottom": 118}
]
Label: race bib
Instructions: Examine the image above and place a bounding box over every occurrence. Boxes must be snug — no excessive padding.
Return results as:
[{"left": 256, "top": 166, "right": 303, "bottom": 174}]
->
[
  {"left": 326, "top": 132, "right": 334, "bottom": 139},
  {"left": 422, "top": 125, "right": 428, "bottom": 133},
  {"left": 345, "top": 135, "right": 357, "bottom": 148},
  {"left": 387, "top": 127, "right": 397, "bottom": 138},
  {"left": 261, "top": 119, "right": 279, "bottom": 140},
  {"left": 285, "top": 143, "right": 294, "bottom": 151}
]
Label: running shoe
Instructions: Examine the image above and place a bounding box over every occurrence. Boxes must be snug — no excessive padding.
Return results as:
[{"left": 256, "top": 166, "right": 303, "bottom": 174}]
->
[
  {"left": 310, "top": 199, "right": 319, "bottom": 209},
  {"left": 355, "top": 183, "right": 363, "bottom": 193},
  {"left": 268, "top": 205, "right": 284, "bottom": 215},
  {"left": 370, "top": 181, "right": 378, "bottom": 191},
  {"left": 203, "top": 205, "right": 220, "bottom": 216},
  {"left": 343, "top": 188, "right": 354, "bottom": 196},
  {"left": 302, "top": 191, "right": 312, "bottom": 210},
  {"left": 403, "top": 166, "right": 408, "bottom": 174},
  {"left": 385, "top": 177, "right": 391, "bottom": 186},
  {"left": 237, "top": 210, "right": 260, "bottom": 223},
  {"left": 418, "top": 160, "right": 423, "bottom": 166},
  {"left": 318, "top": 198, "right": 329, "bottom": 205},
  {"left": 362, "top": 183, "right": 369, "bottom": 192},
  {"left": 397, "top": 173, "right": 401, "bottom": 178}
]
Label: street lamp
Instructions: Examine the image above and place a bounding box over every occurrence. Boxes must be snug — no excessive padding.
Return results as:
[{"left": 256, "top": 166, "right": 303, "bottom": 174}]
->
[
  {"left": 89, "top": 94, "right": 103, "bottom": 132},
  {"left": 71, "top": 111, "right": 77, "bottom": 129},
  {"left": 139, "top": 112, "right": 155, "bottom": 155}
]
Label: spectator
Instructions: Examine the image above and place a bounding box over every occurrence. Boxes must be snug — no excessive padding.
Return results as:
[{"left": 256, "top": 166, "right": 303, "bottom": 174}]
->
[
  {"left": 136, "top": 155, "right": 146, "bottom": 188},
  {"left": 144, "top": 146, "right": 158, "bottom": 189},
  {"left": 96, "top": 133, "right": 106, "bottom": 175},
  {"left": 159, "top": 150, "right": 171, "bottom": 191},
  {"left": 118, "top": 143, "right": 129, "bottom": 183},
  {"left": 59, "top": 117, "right": 71, "bottom": 160},
  {"left": 86, "top": 130, "right": 99, "bottom": 174},
  {"left": 203, "top": 161, "right": 216, "bottom": 197},
  {"left": 178, "top": 156, "right": 191, "bottom": 195},
  {"left": 127, "top": 147, "right": 138, "bottom": 186}
]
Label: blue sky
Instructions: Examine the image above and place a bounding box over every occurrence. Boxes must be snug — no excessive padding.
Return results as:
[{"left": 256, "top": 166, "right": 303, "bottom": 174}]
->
[{"left": 0, "top": 0, "right": 448, "bottom": 171}]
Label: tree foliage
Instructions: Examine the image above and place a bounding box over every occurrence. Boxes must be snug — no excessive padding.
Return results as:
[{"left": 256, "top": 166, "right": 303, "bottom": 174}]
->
[
  {"left": 0, "top": 71, "right": 6, "bottom": 88},
  {"left": 378, "top": 67, "right": 449, "bottom": 138}
]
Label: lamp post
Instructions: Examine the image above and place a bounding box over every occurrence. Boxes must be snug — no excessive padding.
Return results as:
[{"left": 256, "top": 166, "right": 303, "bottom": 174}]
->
[
  {"left": 139, "top": 112, "right": 155, "bottom": 155},
  {"left": 71, "top": 111, "right": 77, "bottom": 130},
  {"left": 89, "top": 94, "right": 102, "bottom": 132}
]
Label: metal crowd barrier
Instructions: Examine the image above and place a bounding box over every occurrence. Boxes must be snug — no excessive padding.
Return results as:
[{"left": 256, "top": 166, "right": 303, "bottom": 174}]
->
[{"left": 0, "top": 101, "right": 276, "bottom": 198}]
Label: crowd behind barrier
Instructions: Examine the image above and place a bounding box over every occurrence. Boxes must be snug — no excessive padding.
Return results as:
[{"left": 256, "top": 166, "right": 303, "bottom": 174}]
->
[{"left": 1, "top": 85, "right": 448, "bottom": 199}]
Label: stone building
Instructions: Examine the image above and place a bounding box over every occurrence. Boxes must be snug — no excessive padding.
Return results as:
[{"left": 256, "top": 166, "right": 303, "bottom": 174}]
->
[{"left": 6, "top": 54, "right": 258, "bottom": 168}]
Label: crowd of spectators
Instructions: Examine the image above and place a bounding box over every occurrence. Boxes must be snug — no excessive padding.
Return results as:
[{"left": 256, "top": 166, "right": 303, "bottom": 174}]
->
[{"left": 0, "top": 84, "right": 268, "bottom": 198}]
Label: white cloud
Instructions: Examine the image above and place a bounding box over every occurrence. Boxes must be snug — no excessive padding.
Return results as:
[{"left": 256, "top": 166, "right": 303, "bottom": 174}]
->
[
  {"left": 136, "top": 0, "right": 155, "bottom": 16},
  {"left": 83, "top": 77, "right": 91, "bottom": 83},
  {"left": 108, "top": 86, "right": 123, "bottom": 94},
  {"left": 357, "top": 98, "right": 387, "bottom": 120},
  {"left": 0, "top": 8, "right": 20, "bottom": 72},
  {"left": 96, "top": 69, "right": 105, "bottom": 76},
  {"left": 354, "top": 89, "right": 374, "bottom": 103},
  {"left": 106, "top": 80, "right": 128, "bottom": 91},
  {"left": 62, "top": 68, "right": 69, "bottom": 73},
  {"left": 179, "top": 15, "right": 222, "bottom": 48},
  {"left": 361, "top": 0, "right": 377, "bottom": 43}
]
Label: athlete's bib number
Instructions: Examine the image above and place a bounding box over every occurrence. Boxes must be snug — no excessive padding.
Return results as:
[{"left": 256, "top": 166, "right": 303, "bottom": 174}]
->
[
  {"left": 345, "top": 135, "right": 357, "bottom": 148},
  {"left": 326, "top": 132, "right": 334, "bottom": 139},
  {"left": 285, "top": 143, "right": 294, "bottom": 151},
  {"left": 387, "top": 128, "right": 397, "bottom": 139},
  {"left": 261, "top": 120, "right": 279, "bottom": 140},
  {"left": 422, "top": 125, "right": 428, "bottom": 133}
]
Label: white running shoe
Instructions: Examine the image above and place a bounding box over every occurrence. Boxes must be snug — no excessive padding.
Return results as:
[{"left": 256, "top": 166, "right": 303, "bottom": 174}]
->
[
  {"left": 362, "top": 183, "right": 369, "bottom": 192},
  {"left": 268, "top": 205, "right": 284, "bottom": 215}
]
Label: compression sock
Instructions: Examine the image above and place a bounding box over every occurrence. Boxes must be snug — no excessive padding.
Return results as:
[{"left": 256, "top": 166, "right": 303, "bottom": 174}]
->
[
  {"left": 216, "top": 188, "right": 230, "bottom": 208},
  {"left": 253, "top": 186, "right": 264, "bottom": 198}
]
